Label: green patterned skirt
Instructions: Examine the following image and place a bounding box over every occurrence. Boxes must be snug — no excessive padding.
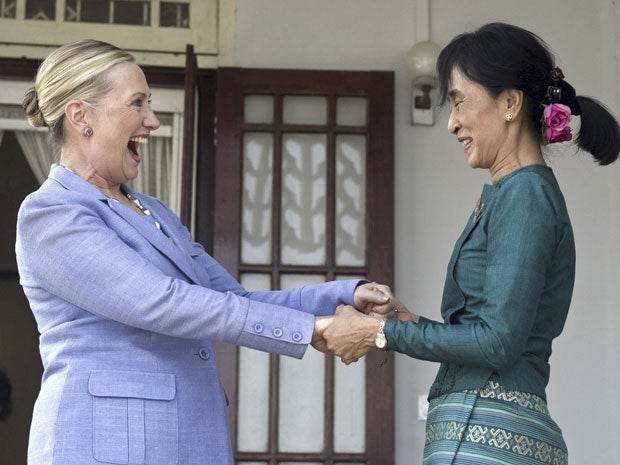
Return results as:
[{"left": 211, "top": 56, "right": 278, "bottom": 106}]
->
[{"left": 423, "top": 379, "right": 568, "bottom": 465}]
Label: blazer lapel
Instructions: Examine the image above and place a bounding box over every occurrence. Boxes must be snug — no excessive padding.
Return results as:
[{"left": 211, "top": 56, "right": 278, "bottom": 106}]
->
[
  {"left": 107, "top": 199, "right": 201, "bottom": 283},
  {"left": 49, "top": 165, "right": 201, "bottom": 284}
]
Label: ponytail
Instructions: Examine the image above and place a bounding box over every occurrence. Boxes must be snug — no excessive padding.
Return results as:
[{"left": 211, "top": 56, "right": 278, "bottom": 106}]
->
[{"left": 575, "top": 96, "right": 620, "bottom": 165}]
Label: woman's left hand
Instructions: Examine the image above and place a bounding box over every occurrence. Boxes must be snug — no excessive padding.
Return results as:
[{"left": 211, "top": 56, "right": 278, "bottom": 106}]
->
[
  {"left": 353, "top": 282, "right": 393, "bottom": 316},
  {"left": 311, "top": 315, "right": 334, "bottom": 354}
]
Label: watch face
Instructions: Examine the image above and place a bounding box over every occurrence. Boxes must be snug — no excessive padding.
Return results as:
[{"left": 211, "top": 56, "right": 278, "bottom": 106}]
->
[{"left": 375, "top": 335, "right": 387, "bottom": 349}]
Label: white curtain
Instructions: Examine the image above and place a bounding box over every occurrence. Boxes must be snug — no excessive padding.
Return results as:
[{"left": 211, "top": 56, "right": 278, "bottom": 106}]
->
[
  {"left": 12, "top": 114, "right": 183, "bottom": 217},
  {"left": 130, "top": 135, "right": 182, "bottom": 216},
  {"left": 14, "top": 130, "right": 54, "bottom": 185}
]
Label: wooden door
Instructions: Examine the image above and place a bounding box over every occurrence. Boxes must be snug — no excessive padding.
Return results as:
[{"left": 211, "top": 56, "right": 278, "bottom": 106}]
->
[{"left": 212, "top": 67, "right": 395, "bottom": 465}]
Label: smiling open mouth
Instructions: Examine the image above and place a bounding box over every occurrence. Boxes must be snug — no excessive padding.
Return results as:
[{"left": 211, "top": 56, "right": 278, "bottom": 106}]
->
[{"left": 128, "top": 136, "right": 148, "bottom": 157}]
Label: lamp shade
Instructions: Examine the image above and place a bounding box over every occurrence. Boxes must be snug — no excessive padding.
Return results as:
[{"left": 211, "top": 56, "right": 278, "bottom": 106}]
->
[{"left": 406, "top": 40, "right": 442, "bottom": 89}]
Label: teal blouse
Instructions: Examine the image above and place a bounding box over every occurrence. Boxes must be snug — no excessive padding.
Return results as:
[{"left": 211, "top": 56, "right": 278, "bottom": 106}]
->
[{"left": 385, "top": 165, "right": 575, "bottom": 401}]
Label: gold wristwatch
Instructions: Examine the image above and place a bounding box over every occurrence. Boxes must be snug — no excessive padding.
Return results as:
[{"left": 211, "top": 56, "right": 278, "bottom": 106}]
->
[{"left": 375, "top": 319, "right": 387, "bottom": 350}]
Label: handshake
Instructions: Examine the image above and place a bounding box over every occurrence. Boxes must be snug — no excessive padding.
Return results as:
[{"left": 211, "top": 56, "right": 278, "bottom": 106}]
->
[{"left": 311, "top": 282, "right": 418, "bottom": 364}]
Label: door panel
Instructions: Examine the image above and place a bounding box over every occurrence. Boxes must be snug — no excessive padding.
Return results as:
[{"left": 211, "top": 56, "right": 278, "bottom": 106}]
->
[{"left": 213, "top": 67, "right": 394, "bottom": 465}]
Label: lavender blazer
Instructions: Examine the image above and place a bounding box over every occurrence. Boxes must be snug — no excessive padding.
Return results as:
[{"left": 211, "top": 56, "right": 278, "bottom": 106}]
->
[{"left": 16, "top": 164, "right": 360, "bottom": 465}]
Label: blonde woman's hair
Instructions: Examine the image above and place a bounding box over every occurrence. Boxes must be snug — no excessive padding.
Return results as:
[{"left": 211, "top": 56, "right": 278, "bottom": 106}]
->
[{"left": 22, "top": 39, "right": 135, "bottom": 143}]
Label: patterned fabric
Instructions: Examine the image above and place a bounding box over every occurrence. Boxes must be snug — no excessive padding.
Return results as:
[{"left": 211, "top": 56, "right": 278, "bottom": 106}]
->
[{"left": 423, "top": 380, "right": 568, "bottom": 465}]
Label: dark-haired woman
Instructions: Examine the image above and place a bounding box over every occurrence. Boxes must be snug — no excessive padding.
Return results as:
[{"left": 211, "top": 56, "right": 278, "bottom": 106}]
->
[{"left": 320, "top": 22, "right": 620, "bottom": 464}]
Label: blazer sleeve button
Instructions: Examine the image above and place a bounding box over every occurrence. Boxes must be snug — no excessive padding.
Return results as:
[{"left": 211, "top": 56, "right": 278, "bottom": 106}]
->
[
  {"left": 253, "top": 323, "right": 264, "bottom": 333},
  {"left": 292, "top": 332, "right": 302, "bottom": 342},
  {"left": 273, "top": 328, "right": 283, "bottom": 338}
]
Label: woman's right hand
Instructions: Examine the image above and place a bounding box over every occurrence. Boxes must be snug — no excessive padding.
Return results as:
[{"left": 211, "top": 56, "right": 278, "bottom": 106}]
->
[{"left": 322, "top": 305, "right": 379, "bottom": 362}]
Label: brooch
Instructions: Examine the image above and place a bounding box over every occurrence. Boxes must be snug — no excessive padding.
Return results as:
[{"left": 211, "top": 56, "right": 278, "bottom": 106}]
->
[{"left": 473, "top": 196, "right": 485, "bottom": 224}]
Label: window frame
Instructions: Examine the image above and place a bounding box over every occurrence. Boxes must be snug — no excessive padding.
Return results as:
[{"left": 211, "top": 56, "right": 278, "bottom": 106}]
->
[{"left": 0, "top": 0, "right": 221, "bottom": 66}]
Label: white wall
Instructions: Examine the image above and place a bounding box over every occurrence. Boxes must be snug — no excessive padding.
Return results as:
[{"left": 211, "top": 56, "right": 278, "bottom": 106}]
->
[{"left": 234, "top": 1, "right": 620, "bottom": 464}]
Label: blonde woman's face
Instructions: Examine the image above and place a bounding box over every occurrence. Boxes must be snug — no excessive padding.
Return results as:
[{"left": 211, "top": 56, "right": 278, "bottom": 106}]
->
[{"left": 84, "top": 61, "right": 160, "bottom": 186}]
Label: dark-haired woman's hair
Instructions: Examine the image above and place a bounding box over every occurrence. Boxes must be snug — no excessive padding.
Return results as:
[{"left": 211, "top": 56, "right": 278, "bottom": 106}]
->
[{"left": 437, "top": 22, "right": 619, "bottom": 165}]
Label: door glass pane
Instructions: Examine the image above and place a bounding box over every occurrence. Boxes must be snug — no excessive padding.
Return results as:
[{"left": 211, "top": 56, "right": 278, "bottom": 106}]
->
[
  {"left": 335, "top": 135, "right": 366, "bottom": 266},
  {"left": 237, "top": 348, "right": 270, "bottom": 452},
  {"left": 237, "top": 273, "right": 272, "bottom": 452},
  {"left": 242, "top": 132, "right": 273, "bottom": 264},
  {"left": 278, "top": 274, "right": 326, "bottom": 453},
  {"left": 334, "top": 356, "right": 366, "bottom": 452},
  {"left": 245, "top": 95, "right": 274, "bottom": 124},
  {"left": 280, "top": 273, "right": 325, "bottom": 290},
  {"left": 279, "top": 344, "right": 325, "bottom": 453},
  {"left": 337, "top": 97, "right": 367, "bottom": 126},
  {"left": 281, "top": 134, "right": 326, "bottom": 265},
  {"left": 240, "top": 273, "right": 271, "bottom": 292},
  {"left": 283, "top": 96, "right": 327, "bottom": 125}
]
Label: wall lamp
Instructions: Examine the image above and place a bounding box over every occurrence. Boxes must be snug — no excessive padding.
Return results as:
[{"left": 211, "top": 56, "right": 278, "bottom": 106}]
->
[{"left": 406, "top": 40, "right": 441, "bottom": 126}]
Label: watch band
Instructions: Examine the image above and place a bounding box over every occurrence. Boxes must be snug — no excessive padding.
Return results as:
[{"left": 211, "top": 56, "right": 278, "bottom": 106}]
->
[{"left": 375, "top": 318, "right": 387, "bottom": 350}]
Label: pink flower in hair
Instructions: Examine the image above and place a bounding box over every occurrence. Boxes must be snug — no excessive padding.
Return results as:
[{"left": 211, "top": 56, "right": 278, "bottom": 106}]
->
[{"left": 542, "top": 103, "right": 572, "bottom": 143}]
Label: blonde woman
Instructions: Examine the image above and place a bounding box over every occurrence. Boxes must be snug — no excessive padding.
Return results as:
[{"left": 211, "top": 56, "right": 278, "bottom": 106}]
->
[{"left": 17, "top": 39, "right": 391, "bottom": 465}]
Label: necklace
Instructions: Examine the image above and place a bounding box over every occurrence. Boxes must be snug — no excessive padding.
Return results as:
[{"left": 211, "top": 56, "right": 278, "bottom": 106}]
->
[
  {"left": 125, "top": 192, "right": 161, "bottom": 230},
  {"left": 57, "top": 164, "right": 163, "bottom": 232}
]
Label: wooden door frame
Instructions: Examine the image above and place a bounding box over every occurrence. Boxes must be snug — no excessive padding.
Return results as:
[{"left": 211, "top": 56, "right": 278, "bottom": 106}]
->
[{"left": 214, "top": 67, "right": 395, "bottom": 465}]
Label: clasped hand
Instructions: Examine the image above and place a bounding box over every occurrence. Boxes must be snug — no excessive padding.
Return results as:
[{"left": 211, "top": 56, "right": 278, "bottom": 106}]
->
[{"left": 311, "top": 282, "right": 418, "bottom": 363}]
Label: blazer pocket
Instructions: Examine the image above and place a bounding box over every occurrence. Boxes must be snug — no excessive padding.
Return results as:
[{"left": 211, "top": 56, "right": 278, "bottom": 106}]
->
[{"left": 89, "top": 370, "right": 178, "bottom": 465}]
